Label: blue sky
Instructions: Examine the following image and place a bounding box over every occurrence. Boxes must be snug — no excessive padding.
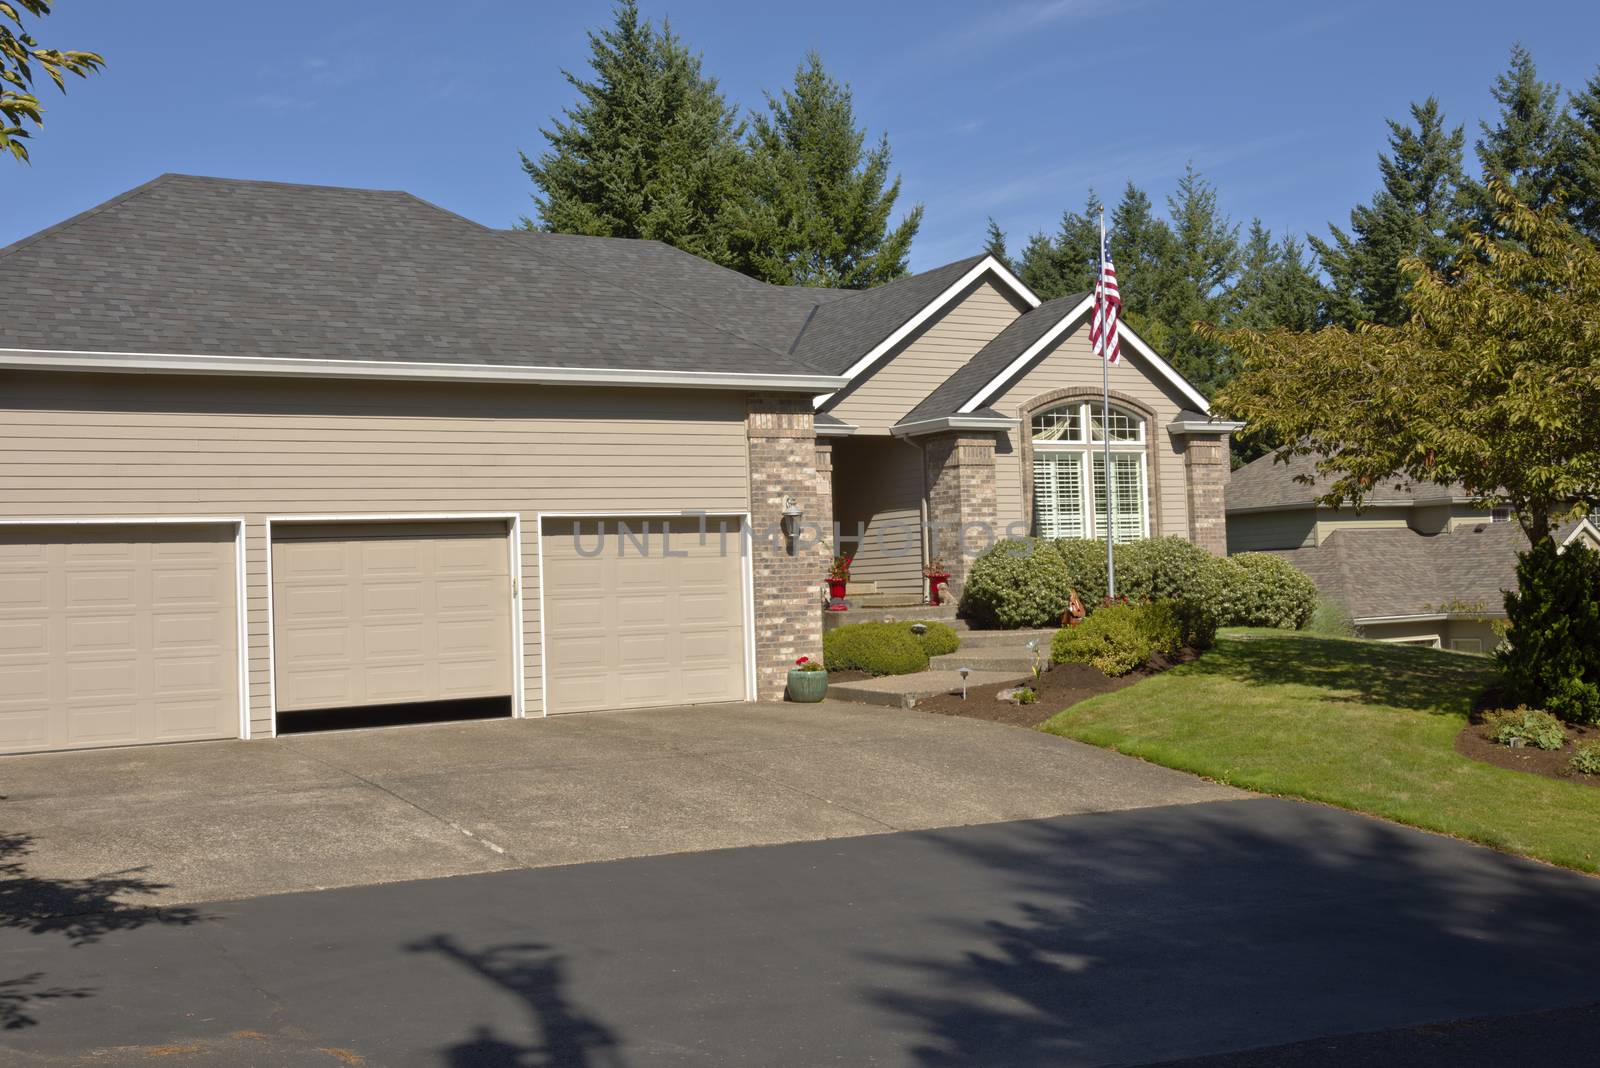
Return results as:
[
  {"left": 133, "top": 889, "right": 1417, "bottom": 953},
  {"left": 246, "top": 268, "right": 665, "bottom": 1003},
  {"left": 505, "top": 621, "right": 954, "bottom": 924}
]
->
[{"left": 7, "top": 1, "right": 1600, "bottom": 271}]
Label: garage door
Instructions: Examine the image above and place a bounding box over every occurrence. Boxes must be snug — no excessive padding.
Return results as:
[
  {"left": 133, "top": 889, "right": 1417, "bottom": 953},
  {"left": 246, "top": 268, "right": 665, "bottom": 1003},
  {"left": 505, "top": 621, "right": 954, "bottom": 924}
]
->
[
  {"left": 0, "top": 524, "right": 240, "bottom": 754},
  {"left": 541, "top": 516, "right": 748, "bottom": 713},
  {"left": 271, "top": 521, "right": 515, "bottom": 713}
]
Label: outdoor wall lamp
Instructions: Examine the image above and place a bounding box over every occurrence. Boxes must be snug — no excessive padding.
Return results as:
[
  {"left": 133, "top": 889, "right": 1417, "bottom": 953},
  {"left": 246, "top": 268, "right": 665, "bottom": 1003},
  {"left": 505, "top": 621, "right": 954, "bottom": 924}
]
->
[{"left": 780, "top": 495, "right": 804, "bottom": 554}]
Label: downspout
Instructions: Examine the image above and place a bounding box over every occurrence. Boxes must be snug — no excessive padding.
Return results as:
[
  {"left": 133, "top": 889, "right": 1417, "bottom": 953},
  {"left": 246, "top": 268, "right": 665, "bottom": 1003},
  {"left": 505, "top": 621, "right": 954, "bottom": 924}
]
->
[{"left": 900, "top": 436, "right": 932, "bottom": 602}]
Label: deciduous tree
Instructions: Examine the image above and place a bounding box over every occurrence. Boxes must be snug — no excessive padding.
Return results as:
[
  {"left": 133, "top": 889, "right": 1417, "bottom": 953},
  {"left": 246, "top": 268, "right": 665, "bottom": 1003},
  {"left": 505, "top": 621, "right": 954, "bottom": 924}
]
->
[{"left": 1, "top": 0, "right": 104, "bottom": 163}]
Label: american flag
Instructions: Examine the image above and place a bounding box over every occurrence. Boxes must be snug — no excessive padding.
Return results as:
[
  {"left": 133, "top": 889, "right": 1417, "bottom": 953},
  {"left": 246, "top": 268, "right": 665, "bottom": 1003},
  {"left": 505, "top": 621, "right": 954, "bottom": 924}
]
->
[{"left": 1088, "top": 230, "right": 1122, "bottom": 365}]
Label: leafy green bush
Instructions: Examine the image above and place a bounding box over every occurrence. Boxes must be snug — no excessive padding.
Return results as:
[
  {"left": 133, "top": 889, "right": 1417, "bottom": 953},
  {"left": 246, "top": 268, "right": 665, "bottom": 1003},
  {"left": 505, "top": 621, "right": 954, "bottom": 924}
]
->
[
  {"left": 1571, "top": 743, "right": 1600, "bottom": 776},
  {"left": 910, "top": 621, "right": 960, "bottom": 657},
  {"left": 1220, "top": 553, "right": 1319, "bottom": 629},
  {"left": 1498, "top": 540, "right": 1600, "bottom": 725},
  {"left": 1113, "top": 537, "right": 1224, "bottom": 607},
  {"left": 1015, "top": 686, "right": 1038, "bottom": 705},
  {"left": 960, "top": 539, "right": 1077, "bottom": 628},
  {"left": 823, "top": 623, "right": 929, "bottom": 676},
  {"left": 1136, "top": 600, "right": 1184, "bottom": 656},
  {"left": 1052, "top": 603, "right": 1154, "bottom": 676},
  {"left": 1485, "top": 707, "right": 1568, "bottom": 751}
]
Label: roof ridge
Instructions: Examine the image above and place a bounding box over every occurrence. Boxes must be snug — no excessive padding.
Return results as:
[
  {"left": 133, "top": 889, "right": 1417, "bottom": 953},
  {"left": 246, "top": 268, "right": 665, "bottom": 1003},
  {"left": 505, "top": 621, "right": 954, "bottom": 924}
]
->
[{"left": 0, "top": 173, "right": 179, "bottom": 262}]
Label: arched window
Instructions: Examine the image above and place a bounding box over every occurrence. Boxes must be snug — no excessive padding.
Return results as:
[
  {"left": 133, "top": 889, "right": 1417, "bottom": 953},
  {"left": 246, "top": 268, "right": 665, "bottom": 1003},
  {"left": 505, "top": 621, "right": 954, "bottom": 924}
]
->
[{"left": 1030, "top": 401, "right": 1148, "bottom": 542}]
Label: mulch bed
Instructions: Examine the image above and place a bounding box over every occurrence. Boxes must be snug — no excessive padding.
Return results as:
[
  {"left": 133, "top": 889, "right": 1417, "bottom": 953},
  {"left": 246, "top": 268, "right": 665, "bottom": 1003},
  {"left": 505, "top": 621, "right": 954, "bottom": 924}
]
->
[
  {"left": 1456, "top": 688, "right": 1600, "bottom": 788},
  {"left": 914, "top": 650, "right": 1197, "bottom": 728}
]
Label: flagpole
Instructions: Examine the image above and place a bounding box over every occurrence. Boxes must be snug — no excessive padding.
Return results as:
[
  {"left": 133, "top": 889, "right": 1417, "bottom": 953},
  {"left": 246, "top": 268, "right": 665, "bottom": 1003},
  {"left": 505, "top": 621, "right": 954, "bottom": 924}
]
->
[{"left": 1100, "top": 209, "right": 1116, "bottom": 600}]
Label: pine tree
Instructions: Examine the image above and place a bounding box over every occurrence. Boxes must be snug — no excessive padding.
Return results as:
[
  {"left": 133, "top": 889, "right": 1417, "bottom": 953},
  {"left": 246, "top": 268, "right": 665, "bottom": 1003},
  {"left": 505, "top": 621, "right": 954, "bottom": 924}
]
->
[
  {"left": 1107, "top": 182, "right": 1171, "bottom": 332},
  {"left": 1017, "top": 191, "right": 1102, "bottom": 299},
  {"left": 1470, "top": 44, "right": 1568, "bottom": 228},
  {"left": 1310, "top": 98, "right": 1467, "bottom": 326},
  {"left": 732, "top": 52, "right": 922, "bottom": 288},
  {"left": 982, "top": 216, "right": 1011, "bottom": 269},
  {"left": 519, "top": 1, "right": 747, "bottom": 266},
  {"left": 1565, "top": 66, "right": 1600, "bottom": 239},
  {"left": 1147, "top": 165, "right": 1239, "bottom": 396}
]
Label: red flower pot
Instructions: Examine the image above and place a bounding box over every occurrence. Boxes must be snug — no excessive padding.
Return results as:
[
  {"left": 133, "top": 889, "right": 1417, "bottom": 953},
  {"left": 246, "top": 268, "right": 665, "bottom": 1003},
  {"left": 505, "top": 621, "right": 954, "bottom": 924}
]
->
[
  {"left": 926, "top": 573, "right": 951, "bottom": 606},
  {"left": 826, "top": 578, "right": 848, "bottom": 611}
]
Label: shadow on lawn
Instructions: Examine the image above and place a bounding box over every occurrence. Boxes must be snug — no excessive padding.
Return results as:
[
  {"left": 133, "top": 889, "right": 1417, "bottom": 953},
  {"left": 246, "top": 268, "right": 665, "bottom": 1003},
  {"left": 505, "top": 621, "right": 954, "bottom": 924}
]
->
[
  {"left": 864, "top": 799, "right": 1600, "bottom": 1066},
  {"left": 409, "top": 934, "right": 627, "bottom": 1068},
  {"left": 1182, "top": 633, "right": 1494, "bottom": 715},
  {"left": 0, "top": 831, "right": 205, "bottom": 1029}
]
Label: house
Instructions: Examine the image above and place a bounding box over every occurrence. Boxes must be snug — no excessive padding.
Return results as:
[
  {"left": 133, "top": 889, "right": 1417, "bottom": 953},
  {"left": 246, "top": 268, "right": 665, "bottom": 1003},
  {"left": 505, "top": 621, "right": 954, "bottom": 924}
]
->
[
  {"left": 0, "top": 174, "right": 1237, "bottom": 755},
  {"left": 1226, "top": 451, "right": 1600, "bottom": 650}
]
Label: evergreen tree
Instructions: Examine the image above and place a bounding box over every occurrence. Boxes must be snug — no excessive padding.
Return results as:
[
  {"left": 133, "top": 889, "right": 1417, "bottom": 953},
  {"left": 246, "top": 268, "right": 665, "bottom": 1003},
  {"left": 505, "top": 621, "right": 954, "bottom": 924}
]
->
[
  {"left": 732, "top": 52, "right": 922, "bottom": 288},
  {"left": 1564, "top": 66, "right": 1600, "bottom": 239},
  {"left": 519, "top": 1, "right": 747, "bottom": 266},
  {"left": 1469, "top": 44, "right": 1569, "bottom": 229},
  {"left": 1107, "top": 182, "right": 1171, "bottom": 331},
  {"left": 1310, "top": 98, "right": 1467, "bottom": 326},
  {"left": 1261, "top": 235, "right": 1325, "bottom": 332},
  {"left": 982, "top": 216, "right": 1011, "bottom": 269},
  {"left": 1017, "top": 190, "right": 1102, "bottom": 299},
  {"left": 1147, "top": 164, "right": 1239, "bottom": 396}
]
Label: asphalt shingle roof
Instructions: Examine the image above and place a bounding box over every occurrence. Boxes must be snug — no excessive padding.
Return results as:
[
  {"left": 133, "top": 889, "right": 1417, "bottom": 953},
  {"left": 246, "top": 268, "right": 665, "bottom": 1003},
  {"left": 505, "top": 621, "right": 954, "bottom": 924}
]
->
[
  {"left": 0, "top": 174, "right": 839, "bottom": 377},
  {"left": 1228, "top": 451, "right": 1471, "bottom": 512},
  {"left": 899, "top": 293, "right": 1089, "bottom": 424}
]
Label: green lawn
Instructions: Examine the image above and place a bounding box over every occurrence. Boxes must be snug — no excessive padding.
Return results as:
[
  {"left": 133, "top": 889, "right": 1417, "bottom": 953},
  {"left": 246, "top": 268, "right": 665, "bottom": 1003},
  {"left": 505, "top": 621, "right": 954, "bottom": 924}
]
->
[{"left": 1040, "top": 630, "right": 1600, "bottom": 873}]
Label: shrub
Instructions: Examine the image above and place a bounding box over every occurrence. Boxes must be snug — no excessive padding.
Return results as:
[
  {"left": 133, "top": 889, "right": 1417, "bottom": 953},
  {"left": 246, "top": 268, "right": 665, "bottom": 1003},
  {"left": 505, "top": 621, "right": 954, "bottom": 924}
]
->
[
  {"left": 1222, "top": 553, "right": 1320, "bottom": 629},
  {"left": 1136, "top": 600, "right": 1184, "bottom": 656},
  {"left": 823, "top": 623, "right": 929, "bottom": 676},
  {"left": 1307, "top": 595, "right": 1358, "bottom": 637},
  {"left": 1571, "top": 743, "right": 1600, "bottom": 776},
  {"left": 1485, "top": 707, "right": 1568, "bottom": 751},
  {"left": 1498, "top": 540, "right": 1600, "bottom": 725},
  {"left": 910, "top": 621, "right": 961, "bottom": 657},
  {"left": 1015, "top": 686, "right": 1038, "bottom": 705},
  {"left": 961, "top": 539, "right": 1077, "bottom": 628},
  {"left": 1052, "top": 603, "right": 1154, "bottom": 676},
  {"left": 1112, "top": 537, "right": 1225, "bottom": 607}
]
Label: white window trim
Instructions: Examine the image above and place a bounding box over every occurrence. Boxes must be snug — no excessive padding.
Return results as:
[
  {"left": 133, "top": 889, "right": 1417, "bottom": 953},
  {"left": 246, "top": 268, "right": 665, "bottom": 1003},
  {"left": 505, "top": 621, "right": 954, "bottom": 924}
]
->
[
  {"left": 534, "top": 511, "right": 756, "bottom": 715},
  {"left": 0, "top": 515, "right": 250, "bottom": 743},
  {"left": 264, "top": 512, "right": 525, "bottom": 738},
  {"left": 1030, "top": 401, "right": 1150, "bottom": 541}
]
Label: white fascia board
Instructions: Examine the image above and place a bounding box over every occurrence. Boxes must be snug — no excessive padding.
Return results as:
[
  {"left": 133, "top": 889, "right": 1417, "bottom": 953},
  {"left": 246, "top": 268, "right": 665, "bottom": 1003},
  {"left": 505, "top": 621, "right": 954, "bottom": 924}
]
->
[
  {"left": 959, "top": 296, "right": 1093, "bottom": 413},
  {"left": 959, "top": 298, "right": 1212, "bottom": 415},
  {"left": 0, "top": 347, "right": 849, "bottom": 393},
  {"left": 889, "top": 414, "right": 1021, "bottom": 438},
  {"left": 1168, "top": 418, "right": 1246, "bottom": 435},
  {"left": 815, "top": 420, "right": 859, "bottom": 438},
  {"left": 813, "top": 255, "right": 1041, "bottom": 408},
  {"left": 1560, "top": 517, "right": 1600, "bottom": 551},
  {"left": 1355, "top": 613, "right": 1449, "bottom": 624}
]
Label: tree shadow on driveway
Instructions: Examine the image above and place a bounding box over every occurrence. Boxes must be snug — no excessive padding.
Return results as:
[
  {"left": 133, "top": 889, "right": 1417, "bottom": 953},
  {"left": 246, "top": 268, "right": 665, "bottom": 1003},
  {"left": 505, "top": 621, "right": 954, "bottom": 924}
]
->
[
  {"left": 408, "top": 934, "right": 627, "bottom": 1067},
  {"left": 0, "top": 830, "right": 206, "bottom": 1030},
  {"left": 863, "top": 799, "right": 1600, "bottom": 1066}
]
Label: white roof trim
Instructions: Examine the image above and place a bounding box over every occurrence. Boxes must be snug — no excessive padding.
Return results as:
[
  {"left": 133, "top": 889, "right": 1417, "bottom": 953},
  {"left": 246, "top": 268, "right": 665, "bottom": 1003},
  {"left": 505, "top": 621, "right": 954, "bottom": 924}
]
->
[
  {"left": 889, "top": 414, "right": 1021, "bottom": 438},
  {"left": 957, "top": 297, "right": 1212, "bottom": 415},
  {"left": 1169, "top": 417, "right": 1245, "bottom": 435},
  {"left": 815, "top": 419, "right": 859, "bottom": 438},
  {"left": 1355, "top": 613, "right": 1449, "bottom": 624},
  {"left": 813, "top": 255, "right": 1041, "bottom": 408},
  {"left": 0, "top": 347, "right": 849, "bottom": 393},
  {"left": 1560, "top": 517, "right": 1600, "bottom": 551}
]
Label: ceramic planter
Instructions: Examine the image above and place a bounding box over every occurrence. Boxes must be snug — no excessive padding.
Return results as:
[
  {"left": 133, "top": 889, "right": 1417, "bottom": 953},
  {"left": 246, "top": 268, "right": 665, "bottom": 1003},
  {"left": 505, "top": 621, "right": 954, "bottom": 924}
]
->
[
  {"left": 926, "top": 573, "right": 951, "bottom": 606},
  {"left": 786, "top": 668, "right": 828, "bottom": 703}
]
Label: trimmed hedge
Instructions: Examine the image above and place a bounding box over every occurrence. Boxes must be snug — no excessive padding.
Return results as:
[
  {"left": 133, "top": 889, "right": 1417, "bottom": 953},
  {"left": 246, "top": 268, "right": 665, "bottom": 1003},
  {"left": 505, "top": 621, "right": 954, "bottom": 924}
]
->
[
  {"left": 961, "top": 535, "right": 1315, "bottom": 634},
  {"left": 822, "top": 622, "right": 949, "bottom": 676},
  {"left": 1052, "top": 603, "right": 1152, "bottom": 676}
]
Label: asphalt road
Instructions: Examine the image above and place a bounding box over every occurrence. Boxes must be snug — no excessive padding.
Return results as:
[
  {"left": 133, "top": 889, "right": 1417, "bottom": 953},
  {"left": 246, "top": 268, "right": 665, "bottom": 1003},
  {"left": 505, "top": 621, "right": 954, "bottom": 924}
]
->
[{"left": 3, "top": 796, "right": 1599, "bottom": 1066}]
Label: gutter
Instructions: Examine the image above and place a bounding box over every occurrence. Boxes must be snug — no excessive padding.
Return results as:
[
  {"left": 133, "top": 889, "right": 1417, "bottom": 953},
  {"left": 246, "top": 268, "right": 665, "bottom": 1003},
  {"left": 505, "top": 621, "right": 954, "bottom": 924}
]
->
[
  {"left": 1167, "top": 417, "right": 1245, "bottom": 435},
  {"left": 814, "top": 419, "right": 860, "bottom": 438},
  {"left": 889, "top": 414, "right": 1021, "bottom": 438},
  {"left": 0, "top": 347, "right": 850, "bottom": 394}
]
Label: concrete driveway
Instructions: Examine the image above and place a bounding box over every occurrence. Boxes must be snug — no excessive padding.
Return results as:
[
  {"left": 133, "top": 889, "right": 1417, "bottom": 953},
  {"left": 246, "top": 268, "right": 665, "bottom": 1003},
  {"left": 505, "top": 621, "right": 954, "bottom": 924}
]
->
[{"left": 0, "top": 701, "right": 1238, "bottom": 906}]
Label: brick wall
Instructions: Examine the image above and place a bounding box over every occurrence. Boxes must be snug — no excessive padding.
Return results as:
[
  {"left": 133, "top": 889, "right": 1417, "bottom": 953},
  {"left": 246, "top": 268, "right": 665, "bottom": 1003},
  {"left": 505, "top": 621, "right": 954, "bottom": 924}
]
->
[
  {"left": 746, "top": 395, "right": 830, "bottom": 699},
  {"left": 922, "top": 431, "right": 999, "bottom": 592},
  {"left": 1183, "top": 435, "right": 1230, "bottom": 556}
]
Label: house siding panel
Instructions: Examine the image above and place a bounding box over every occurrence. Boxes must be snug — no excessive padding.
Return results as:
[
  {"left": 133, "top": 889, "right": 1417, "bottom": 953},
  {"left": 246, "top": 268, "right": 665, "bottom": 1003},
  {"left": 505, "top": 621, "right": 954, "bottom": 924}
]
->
[
  {"left": 0, "top": 372, "right": 751, "bottom": 736},
  {"left": 832, "top": 438, "right": 924, "bottom": 603},
  {"left": 827, "top": 280, "right": 1027, "bottom": 434},
  {"left": 989, "top": 320, "right": 1190, "bottom": 539},
  {"left": 1226, "top": 510, "right": 1318, "bottom": 553}
]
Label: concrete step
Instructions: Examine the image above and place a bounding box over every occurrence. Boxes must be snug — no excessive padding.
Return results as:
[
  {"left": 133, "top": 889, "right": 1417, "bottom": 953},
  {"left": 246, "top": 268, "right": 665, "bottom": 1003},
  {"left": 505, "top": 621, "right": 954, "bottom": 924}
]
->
[
  {"left": 821, "top": 604, "right": 968, "bottom": 631},
  {"left": 950, "top": 627, "right": 1058, "bottom": 650},
  {"left": 928, "top": 652, "right": 1044, "bottom": 674},
  {"left": 826, "top": 669, "right": 1023, "bottom": 709}
]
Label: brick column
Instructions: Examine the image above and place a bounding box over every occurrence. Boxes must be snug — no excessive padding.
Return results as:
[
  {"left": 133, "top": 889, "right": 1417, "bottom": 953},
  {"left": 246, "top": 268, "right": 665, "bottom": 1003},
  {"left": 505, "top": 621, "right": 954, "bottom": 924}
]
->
[
  {"left": 922, "top": 431, "right": 999, "bottom": 594},
  {"left": 814, "top": 438, "right": 835, "bottom": 556},
  {"left": 1182, "top": 434, "right": 1230, "bottom": 555},
  {"left": 746, "top": 395, "right": 830, "bottom": 699}
]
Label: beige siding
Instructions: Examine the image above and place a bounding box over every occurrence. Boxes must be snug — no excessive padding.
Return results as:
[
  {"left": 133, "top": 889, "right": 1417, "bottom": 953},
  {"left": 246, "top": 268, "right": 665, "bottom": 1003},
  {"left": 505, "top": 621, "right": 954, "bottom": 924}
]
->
[
  {"left": 0, "top": 372, "right": 751, "bottom": 736},
  {"left": 1313, "top": 508, "right": 1409, "bottom": 544},
  {"left": 989, "top": 319, "right": 1189, "bottom": 538},
  {"left": 827, "top": 279, "right": 1026, "bottom": 434},
  {"left": 832, "top": 437, "right": 924, "bottom": 603},
  {"left": 1226, "top": 510, "right": 1317, "bottom": 553}
]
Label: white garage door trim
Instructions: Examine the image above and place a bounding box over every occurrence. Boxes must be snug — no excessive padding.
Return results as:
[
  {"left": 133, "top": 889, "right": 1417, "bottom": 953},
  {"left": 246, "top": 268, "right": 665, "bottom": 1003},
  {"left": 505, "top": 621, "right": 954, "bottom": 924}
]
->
[
  {"left": 264, "top": 512, "right": 525, "bottom": 737},
  {"left": 0, "top": 515, "right": 250, "bottom": 743},
  {"left": 534, "top": 511, "right": 756, "bottom": 716}
]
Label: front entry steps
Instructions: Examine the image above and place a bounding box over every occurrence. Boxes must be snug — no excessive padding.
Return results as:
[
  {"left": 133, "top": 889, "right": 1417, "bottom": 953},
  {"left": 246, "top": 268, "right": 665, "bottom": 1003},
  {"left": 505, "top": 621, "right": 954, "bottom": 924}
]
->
[
  {"left": 929, "top": 627, "right": 1057, "bottom": 674},
  {"left": 825, "top": 626, "right": 1058, "bottom": 708},
  {"left": 826, "top": 670, "right": 1022, "bottom": 709}
]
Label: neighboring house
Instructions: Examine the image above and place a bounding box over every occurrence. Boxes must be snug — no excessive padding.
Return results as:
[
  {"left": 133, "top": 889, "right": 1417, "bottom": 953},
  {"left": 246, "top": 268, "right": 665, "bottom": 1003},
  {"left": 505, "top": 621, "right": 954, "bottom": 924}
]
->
[
  {"left": 1227, "top": 451, "right": 1600, "bottom": 650},
  {"left": 0, "top": 175, "right": 1236, "bottom": 755}
]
